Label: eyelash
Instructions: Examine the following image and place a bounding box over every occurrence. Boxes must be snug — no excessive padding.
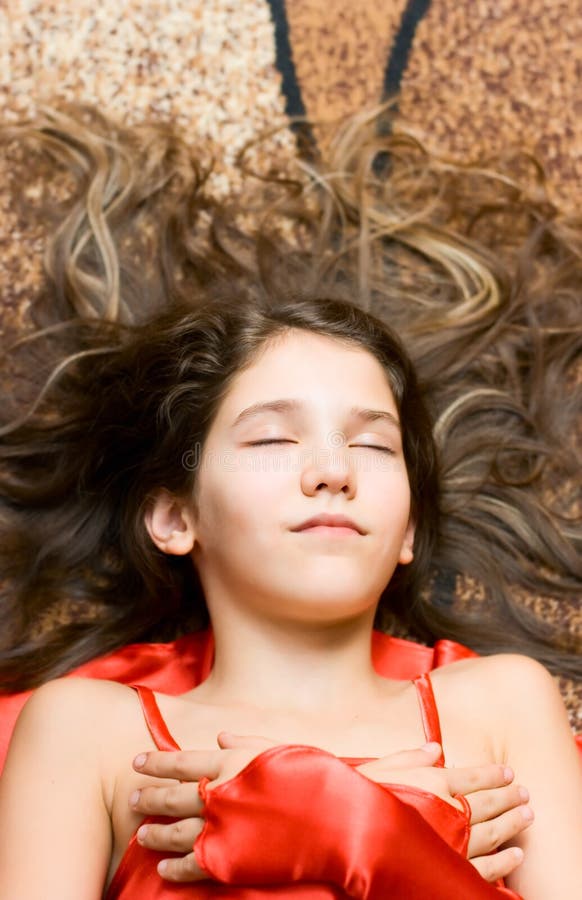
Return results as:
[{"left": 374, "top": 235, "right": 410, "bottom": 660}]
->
[
  {"left": 248, "top": 439, "right": 395, "bottom": 455},
  {"left": 354, "top": 444, "right": 395, "bottom": 456},
  {"left": 249, "top": 439, "right": 292, "bottom": 446}
]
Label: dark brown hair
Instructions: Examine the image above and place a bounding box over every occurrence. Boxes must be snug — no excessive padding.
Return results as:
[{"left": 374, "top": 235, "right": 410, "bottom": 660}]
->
[
  {"left": 0, "top": 105, "right": 579, "bottom": 689},
  {"left": 0, "top": 295, "right": 438, "bottom": 690}
]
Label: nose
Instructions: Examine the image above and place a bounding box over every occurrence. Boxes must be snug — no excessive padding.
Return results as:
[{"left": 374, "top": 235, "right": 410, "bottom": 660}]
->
[{"left": 300, "top": 443, "right": 356, "bottom": 499}]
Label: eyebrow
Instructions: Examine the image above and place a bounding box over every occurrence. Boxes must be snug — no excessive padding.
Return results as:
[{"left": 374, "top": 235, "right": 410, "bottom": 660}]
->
[{"left": 231, "top": 398, "right": 401, "bottom": 430}]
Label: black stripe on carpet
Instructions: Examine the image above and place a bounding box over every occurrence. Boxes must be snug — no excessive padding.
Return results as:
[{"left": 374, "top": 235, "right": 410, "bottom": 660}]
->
[
  {"left": 382, "top": 0, "right": 432, "bottom": 100},
  {"left": 374, "top": 0, "right": 432, "bottom": 166},
  {"left": 266, "top": 0, "right": 317, "bottom": 156}
]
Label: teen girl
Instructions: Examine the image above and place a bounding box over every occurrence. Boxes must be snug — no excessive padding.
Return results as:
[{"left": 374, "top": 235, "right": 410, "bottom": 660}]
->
[{"left": 0, "top": 108, "right": 580, "bottom": 899}]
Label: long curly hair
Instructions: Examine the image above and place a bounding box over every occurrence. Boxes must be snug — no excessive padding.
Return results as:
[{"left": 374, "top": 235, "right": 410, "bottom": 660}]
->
[{"left": 0, "top": 105, "right": 579, "bottom": 690}]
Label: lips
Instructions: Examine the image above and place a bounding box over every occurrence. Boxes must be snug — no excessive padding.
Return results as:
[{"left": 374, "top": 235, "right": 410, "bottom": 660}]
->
[{"left": 291, "top": 513, "right": 365, "bottom": 535}]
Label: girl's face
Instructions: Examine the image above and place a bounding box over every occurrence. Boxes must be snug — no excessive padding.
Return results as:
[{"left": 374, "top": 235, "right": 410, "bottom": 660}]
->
[{"left": 170, "top": 330, "right": 414, "bottom": 626}]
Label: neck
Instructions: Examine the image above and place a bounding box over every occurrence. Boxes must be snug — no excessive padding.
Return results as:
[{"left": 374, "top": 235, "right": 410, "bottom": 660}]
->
[{"left": 194, "top": 607, "right": 383, "bottom": 717}]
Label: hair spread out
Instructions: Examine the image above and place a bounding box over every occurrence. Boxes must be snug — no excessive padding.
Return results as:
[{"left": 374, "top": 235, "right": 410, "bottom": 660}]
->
[{"left": 0, "top": 104, "right": 580, "bottom": 691}]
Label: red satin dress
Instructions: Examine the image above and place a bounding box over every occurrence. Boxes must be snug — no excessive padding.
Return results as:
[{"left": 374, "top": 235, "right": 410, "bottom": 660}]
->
[
  {"left": 2, "top": 629, "right": 579, "bottom": 775},
  {"left": 105, "top": 675, "right": 520, "bottom": 899},
  {"left": 0, "top": 630, "right": 470, "bottom": 774},
  {"left": 2, "top": 630, "right": 571, "bottom": 896}
]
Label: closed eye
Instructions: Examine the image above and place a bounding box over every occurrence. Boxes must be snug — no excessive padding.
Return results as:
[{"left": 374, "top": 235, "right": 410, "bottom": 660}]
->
[
  {"left": 249, "top": 440, "right": 394, "bottom": 454},
  {"left": 248, "top": 439, "right": 294, "bottom": 446},
  {"left": 352, "top": 444, "right": 395, "bottom": 455}
]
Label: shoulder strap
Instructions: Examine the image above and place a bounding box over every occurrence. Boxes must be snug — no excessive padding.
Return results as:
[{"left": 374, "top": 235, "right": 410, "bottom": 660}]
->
[
  {"left": 130, "top": 684, "right": 181, "bottom": 752},
  {"left": 412, "top": 672, "right": 445, "bottom": 767}
]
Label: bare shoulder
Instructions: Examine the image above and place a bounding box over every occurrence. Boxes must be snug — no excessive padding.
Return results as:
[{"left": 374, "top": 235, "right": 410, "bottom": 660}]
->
[
  {"left": 431, "top": 659, "right": 582, "bottom": 896},
  {"left": 434, "top": 652, "right": 561, "bottom": 703},
  {"left": 430, "top": 652, "right": 563, "bottom": 716},
  {"left": 432, "top": 651, "right": 556, "bottom": 690},
  {"left": 0, "top": 678, "right": 137, "bottom": 900},
  {"left": 9, "top": 678, "right": 153, "bottom": 812},
  {"left": 430, "top": 653, "right": 572, "bottom": 761},
  {"left": 12, "top": 678, "right": 145, "bottom": 778},
  {"left": 18, "top": 676, "right": 136, "bottom": 735},
  {"left": 22, "top": 674, "right": 133, "bottom": 705}
]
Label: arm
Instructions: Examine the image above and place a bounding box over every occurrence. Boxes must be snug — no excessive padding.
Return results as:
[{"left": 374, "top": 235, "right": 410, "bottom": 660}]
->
[
  {"left": 489, "top": 655, "right": 582, "bottom": 898},
  {"left": 0, "top": 679, "right": 112, "bottom": 900}
]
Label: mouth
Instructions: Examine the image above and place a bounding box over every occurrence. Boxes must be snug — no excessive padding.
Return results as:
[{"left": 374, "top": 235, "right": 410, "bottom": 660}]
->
[
  {"left": 294, "top": 524, "right": 361, "bottom": 537},
  {"left": 291, "top": 514, "right": 366, "bottom": 535}
]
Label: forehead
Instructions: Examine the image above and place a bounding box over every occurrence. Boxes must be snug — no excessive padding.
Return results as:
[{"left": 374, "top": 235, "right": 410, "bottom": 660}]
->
[{"left": 217, "top": 330, "right": 398, "bottom": 421}]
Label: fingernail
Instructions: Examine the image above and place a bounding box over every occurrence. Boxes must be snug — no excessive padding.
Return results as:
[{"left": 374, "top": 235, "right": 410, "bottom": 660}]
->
[
  {"left": 133, "top": 753, "right": 147, "bottom": 769},
  {"left": 421, "top": 742, "right": 441, "bottom": 753},
  {"left": 158, "top": 860, "right": 168, "bottom": 875},
  {"left": 518, "top": 786, "right": 529, "bottom": 803},
  {"left": 503, "top": 766, "right": 514, "bottom": 783},
  {"left": 137, "top": 825, "right": 148, "bottom": 842},
  {"left": 129, "top": 790, "right": 141, "bottom": 808},
  {"left": 512, "top": 847, "right": 524, "bottom": 861},
  {"left": 521, "top": 805, "right": 534, "bottom": 822}
]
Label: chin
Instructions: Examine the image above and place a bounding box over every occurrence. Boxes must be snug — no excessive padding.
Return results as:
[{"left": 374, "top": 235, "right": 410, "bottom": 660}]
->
[
  {"left": 277, "top": 589, "right": 377, "bottom": 623},
  {"left": 289, "top": 567, "right": 386, "bottom": 601}
]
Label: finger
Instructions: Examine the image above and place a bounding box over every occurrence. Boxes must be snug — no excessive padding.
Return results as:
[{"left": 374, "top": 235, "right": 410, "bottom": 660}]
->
[
  {"left": 133, "top": 750, "right": 222, "bottom": 782},
  {"left": 468, "top": 805, "right": 534, "bottom": 858},
  {"left": 376, "top": 743, "right": 443, "bottom": 769},
  {"left": 130, "top": 782, "right": 203, "bottom": 818},
  {"left": 158, "top": 850, "right": 207, "bottom": 883},
  {"left": 136, "top": 817, "right": 204, "bottom": 855},
  {"left": 447, "top": 764, "right": 514, "bottom": 797},
  {"left": 466, "top": 783, "right": 529, "bottom": 826},
  {"left": 216, "top": 731, "right": 279, "bottom": 750},
  {"left": 356, "top": 743, "right": 442, "bottom": 778},
  {"left": 470, "top": 846, "right": 524, "bottom": 883}
]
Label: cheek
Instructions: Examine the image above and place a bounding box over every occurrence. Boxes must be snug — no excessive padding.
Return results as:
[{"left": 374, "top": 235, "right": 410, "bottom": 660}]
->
[
  {"left": 195, "top": 463, "right": 284, "bottom": 546},
  {"left": 362, "top": 458, "right": 411, "bottom": 510},
  {"left": 361, "top": 474, "right": 412, "bottom": 559}
]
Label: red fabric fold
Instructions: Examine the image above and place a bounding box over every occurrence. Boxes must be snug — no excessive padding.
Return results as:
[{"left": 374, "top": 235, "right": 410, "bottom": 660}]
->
[{"left": 195, "top": 745, "right": 522, "bottom": 899}]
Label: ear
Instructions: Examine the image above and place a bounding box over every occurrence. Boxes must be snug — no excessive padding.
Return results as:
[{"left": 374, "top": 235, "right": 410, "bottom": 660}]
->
[
  {"left": 398, "top": 517, "right": 415, "bottom": 566},
  {"left": 144, "top": 490, "right": 196, "bottom": 556}
]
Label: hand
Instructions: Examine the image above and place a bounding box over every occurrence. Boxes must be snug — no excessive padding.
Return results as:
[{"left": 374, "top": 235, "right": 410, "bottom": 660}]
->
[
  {"left": 356, "top": 748, "right": 533, "bottom": 882},
  {"left": 130, "top": 736, "right": 532, "bottom": 884},
  {"left": 131, "top": 731, "right": 278, "bottom": 881}
]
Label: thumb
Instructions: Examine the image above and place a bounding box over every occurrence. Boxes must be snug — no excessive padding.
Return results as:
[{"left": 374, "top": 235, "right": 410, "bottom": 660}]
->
[
  {"left": 378, "top": 742, "right": 442, "bottom": 769},
  {"left": 217, "top": 731, "right": 280, "bottom": 750}
]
